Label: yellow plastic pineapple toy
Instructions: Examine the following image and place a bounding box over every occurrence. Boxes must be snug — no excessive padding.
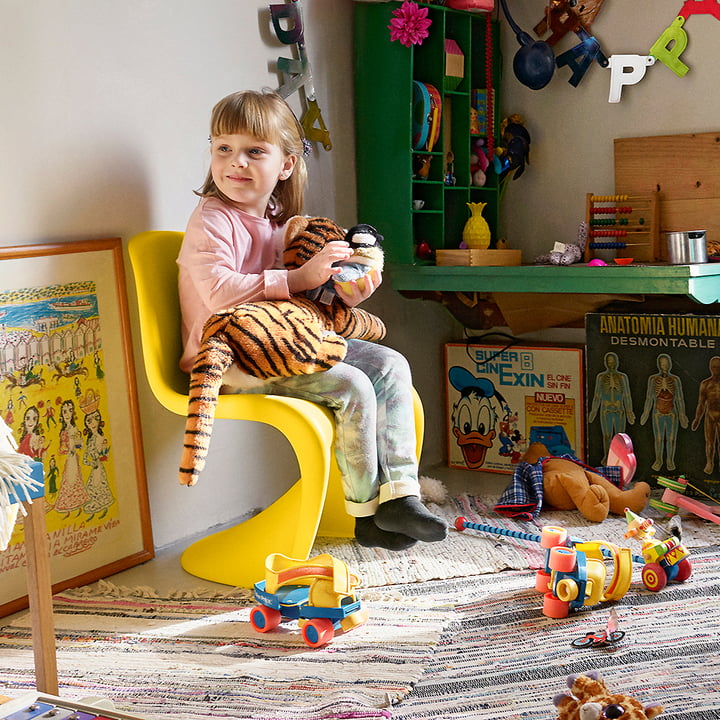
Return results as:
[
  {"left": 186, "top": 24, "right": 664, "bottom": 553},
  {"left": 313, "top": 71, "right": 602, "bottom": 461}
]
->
[{"left": 462, "top": 202, "right": 491, "bottom": 249}]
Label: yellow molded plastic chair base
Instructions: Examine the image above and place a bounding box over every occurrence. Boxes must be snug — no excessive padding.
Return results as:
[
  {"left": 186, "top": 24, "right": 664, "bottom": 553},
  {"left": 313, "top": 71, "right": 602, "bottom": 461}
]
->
[{"left": 128, "top": 230, "right": 423, "bottom": 589}]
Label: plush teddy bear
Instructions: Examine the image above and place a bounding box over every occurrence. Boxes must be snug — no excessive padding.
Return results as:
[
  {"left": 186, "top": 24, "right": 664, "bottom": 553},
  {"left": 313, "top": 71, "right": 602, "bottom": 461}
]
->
[
  {"left": 554, "top": 671, "right": 663, "bottom": 720},
  {"left": 516, "top": 442, "right": 651, "bottom": 523}
]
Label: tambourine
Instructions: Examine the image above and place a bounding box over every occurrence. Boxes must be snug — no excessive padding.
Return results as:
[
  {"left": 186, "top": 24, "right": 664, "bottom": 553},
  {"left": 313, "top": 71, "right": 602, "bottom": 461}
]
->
[{"left": 412, "top": 81, "right": 442, "bottom": 152}]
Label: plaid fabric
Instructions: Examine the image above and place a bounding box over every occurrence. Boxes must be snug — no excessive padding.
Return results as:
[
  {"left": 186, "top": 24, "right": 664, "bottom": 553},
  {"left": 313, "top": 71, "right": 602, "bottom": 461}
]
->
[{"left": 494, "top": 455, "right": 623, "bottom": 520}]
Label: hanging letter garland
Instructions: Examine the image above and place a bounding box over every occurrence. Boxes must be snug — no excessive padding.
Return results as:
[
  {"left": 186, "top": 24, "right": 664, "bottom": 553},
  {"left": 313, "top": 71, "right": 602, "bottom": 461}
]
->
[{"left": 270, "top": 0, "right": 332, "bottom": 151}]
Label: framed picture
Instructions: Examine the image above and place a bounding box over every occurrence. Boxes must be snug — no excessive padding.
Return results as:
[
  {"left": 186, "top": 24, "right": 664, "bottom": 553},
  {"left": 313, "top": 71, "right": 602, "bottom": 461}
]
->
[{"left": 0, "top": 238, "right": 154, "bottom": 616}]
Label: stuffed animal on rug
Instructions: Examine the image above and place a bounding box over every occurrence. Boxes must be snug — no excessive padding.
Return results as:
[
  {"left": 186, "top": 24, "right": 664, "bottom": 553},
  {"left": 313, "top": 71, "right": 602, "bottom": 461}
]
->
[
  {"left": 523, "top": 441, "right": 651, "bottom": 523},
  {"left": 494, "top": 441, "right": 650, "bottom": 523},
  {"left": 179, "top": 216, "right": 386, "bottom": 486},
  {"left": 554, "top": 671, "right": 663, "bottom": 720},
  {"left": 304, "top": 223, "right": 384, "bottom": 305}
]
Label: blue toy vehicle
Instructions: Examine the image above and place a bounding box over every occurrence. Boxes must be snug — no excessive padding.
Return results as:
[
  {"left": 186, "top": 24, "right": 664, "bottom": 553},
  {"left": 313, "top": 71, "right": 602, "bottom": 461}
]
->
[{"left": 250, "top": 553, "right": 368, "bottom": 647}]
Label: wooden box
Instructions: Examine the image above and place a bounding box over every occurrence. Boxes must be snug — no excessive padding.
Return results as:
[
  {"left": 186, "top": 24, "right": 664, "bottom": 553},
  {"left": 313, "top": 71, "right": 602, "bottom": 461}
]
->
[{"left": 436, "top": 248, "right": 521, "bottom": 266}]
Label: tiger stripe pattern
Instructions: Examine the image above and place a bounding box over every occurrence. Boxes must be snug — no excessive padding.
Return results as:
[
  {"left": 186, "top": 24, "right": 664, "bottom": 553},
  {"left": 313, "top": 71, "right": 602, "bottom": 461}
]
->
[{"left": 179, "top": 216, "right": 386, "bottom": 485}]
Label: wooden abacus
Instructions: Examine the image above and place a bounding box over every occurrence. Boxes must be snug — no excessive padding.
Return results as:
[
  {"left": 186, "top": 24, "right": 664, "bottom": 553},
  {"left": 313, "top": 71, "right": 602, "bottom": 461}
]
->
[{"left": 583, "top": 190, "right": 660, "bottom": 263}]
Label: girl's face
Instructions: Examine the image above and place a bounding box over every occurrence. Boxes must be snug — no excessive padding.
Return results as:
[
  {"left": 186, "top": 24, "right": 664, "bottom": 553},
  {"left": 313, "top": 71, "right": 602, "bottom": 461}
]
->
[{"left": 210, "top": 133, "right": 296, "bottom": 217}]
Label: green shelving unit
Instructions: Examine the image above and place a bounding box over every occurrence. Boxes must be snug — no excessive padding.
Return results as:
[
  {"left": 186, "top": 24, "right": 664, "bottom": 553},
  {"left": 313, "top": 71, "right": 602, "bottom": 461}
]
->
[
  {"left": 353, "top": 2, "right": 720, "bottom": 304},
  {"left": 354, "top": 1, "right": 501, "bottom": 266}
]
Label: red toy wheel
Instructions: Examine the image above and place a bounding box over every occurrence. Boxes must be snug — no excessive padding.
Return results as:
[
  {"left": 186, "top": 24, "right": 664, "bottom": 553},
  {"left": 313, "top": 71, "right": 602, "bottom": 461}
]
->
[
  {"left": 674, "top": 558, "right": 692, "bottom": 582},
  {"left": 535, "top": 570, "right": 551, "bottom": 593},
  {"left": 549, "top": 546, "right": 577, "bottom": 572},
  {"left": 250, "top": 605, "right": 282, "bottom": 633},
  {"left": 642, "top": 562, "right": 668, "bottom": 592},
  {"left": 543, "top": 591, "right": 570, "bottom": 619},
  {"left": 540, "top": 526, "right": 568, "bottom": 548},
  {"left": 302, "top": 618, "right": 335, "bottom": 648}
]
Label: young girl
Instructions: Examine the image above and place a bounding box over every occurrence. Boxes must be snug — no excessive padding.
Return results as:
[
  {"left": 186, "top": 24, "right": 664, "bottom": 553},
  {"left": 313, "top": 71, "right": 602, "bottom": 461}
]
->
[{"left": 177, "top": 89, "right": 447, "bottom": 551}]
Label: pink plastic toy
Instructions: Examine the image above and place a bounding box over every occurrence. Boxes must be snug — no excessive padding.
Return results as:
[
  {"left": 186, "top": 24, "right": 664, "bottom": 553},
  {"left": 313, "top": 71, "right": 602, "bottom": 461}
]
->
[
  {"left": 651, "top": 475, "right": 720, "bottom": 526},
  {"left": 605, "top": 432, "right": 636, "bottom": 488},
  {"left": 446, "top": 0, "right": 495, "bottom": 10}
]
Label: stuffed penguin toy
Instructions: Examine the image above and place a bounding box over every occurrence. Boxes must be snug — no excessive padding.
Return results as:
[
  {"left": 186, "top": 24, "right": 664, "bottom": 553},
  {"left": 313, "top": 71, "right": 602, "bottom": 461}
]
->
[{"left": 308, "top": 223, "right": 384, "bottom": 305}]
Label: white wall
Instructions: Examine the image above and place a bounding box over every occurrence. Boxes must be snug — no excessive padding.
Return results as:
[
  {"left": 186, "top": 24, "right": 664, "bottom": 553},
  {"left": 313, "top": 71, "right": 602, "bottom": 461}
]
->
[
  {"left": 2, "top": 1, "right": 717, "bottom": 551},
  {"left": 497, "top": 1, "right": 720, "bottom": 259},
  {"left": 2, "top": 0, "right": 355, "bottom": 549}
]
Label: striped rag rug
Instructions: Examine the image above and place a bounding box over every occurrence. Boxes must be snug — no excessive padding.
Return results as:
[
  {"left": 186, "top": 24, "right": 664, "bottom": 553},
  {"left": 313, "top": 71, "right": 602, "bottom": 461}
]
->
[
  {"left": 2, "top": 493, "right": 720, "bottom": 719},
  {"left": 314, "top": 492, "right": 720, "bottom": 588},
  {"left": 0, "top": 581, "right": 451, "bottom": 719},
  {"left": 391, "top": 544, "right": 720, "bottom": 720}
]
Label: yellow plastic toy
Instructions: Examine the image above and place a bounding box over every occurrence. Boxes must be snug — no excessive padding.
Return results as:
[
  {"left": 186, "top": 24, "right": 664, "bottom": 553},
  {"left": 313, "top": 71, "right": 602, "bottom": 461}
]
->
[
  {"left": 127, "top": 231, "right": 424, "bottom": 588},
  {"left": 252, "top": 553, "right": 368, "bottom": 647}
]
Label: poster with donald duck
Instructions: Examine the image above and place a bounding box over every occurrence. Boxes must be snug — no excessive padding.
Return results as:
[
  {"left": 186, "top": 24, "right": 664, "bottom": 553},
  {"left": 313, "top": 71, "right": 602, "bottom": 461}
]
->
[{"left": 445, "top": 342, "right": 586, "bottom": 473}]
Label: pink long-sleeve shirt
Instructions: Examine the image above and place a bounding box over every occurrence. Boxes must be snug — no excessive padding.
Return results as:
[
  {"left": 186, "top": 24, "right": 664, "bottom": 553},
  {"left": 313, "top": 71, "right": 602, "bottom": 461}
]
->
[{"left": 177, "top": 197, "right": 289, "bottom": 373}]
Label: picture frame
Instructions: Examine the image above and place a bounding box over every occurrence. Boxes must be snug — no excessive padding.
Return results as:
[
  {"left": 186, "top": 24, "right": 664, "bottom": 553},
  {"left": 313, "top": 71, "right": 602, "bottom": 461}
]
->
[{"left": 0, "top": 238, "right": 154, "bottom": 616}]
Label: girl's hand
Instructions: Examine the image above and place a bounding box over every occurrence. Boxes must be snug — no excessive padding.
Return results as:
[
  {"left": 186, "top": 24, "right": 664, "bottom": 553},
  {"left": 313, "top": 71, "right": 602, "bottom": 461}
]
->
[
  {"left": 288, "top": 241, "right": 352, "bottom": 293},
  {"left": 335, "top": 269, "right": 382, "bottom": 307}
]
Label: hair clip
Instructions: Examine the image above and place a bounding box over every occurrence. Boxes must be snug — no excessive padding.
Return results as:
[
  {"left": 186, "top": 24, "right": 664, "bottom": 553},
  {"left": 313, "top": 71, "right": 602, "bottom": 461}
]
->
[{"left": 302, "top": 138, "right": 312, "bottom": 157}]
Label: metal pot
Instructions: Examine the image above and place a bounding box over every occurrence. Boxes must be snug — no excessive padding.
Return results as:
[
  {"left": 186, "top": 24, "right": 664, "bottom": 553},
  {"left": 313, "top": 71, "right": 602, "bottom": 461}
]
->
[{"left": 665, "top": 230, "right": 708, "bottom": 264}]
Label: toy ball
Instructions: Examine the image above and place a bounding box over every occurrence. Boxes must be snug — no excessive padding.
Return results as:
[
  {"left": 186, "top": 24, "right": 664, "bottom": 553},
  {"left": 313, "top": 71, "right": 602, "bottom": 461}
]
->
[{"left": 587, "top": 259, "right": 607, "bottom": 266}]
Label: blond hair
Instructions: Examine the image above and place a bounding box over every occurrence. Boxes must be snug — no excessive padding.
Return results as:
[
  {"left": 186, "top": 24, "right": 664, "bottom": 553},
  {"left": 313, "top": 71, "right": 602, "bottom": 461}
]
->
[{"left": 197, "top": 89, "right": 307, "bottom": 224}]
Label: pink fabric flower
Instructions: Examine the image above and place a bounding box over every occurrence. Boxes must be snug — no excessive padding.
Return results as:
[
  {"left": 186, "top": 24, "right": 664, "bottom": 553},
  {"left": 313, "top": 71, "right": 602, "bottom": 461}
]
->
[{"left": 388, "top": 1, "right": 432, "bottom": 47}]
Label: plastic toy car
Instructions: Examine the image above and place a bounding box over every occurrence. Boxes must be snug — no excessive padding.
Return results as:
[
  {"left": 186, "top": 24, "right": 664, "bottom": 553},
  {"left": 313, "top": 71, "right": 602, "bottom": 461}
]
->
[
  {"left": 250, "top": 552, "right": 368, "bottom": 648},
  {"left": 534, "top": 526, "right": 633, "bottom": 619},
  {"left": 624, "top": 508, "right": 692, "bottom": 591}
]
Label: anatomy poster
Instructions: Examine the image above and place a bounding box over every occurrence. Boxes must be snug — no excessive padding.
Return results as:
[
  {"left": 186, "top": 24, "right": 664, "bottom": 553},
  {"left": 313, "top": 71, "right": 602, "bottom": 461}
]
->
[{"left": 586, "top": 312, "right": 720, "bottom": 499}]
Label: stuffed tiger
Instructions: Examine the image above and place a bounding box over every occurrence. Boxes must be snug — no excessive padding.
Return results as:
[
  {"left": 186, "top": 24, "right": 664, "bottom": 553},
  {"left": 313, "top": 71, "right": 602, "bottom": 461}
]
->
[{"left": 179, "top": 216, "right": 386, "bottom": 486}]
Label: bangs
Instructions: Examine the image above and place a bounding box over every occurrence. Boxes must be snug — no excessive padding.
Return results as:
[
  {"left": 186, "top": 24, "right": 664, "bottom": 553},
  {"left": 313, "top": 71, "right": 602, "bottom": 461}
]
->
[{"left": 210, "top": 92, "right": 285, "bottom": 144}]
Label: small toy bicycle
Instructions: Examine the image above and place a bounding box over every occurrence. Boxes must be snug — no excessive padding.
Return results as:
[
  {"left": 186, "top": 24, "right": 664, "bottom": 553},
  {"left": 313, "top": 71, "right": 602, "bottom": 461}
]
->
[
  {"left": 571, "top": 609, "right": 625, "bottom": 649},
  {"left": 250, "top": 552, "right": 368, "bottom": 648}
]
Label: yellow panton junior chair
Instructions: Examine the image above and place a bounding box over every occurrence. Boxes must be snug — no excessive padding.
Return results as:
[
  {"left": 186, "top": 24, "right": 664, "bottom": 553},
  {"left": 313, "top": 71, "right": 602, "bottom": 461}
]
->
[{"left": 127, "top": 231, "right": 424, "bottom": 588}]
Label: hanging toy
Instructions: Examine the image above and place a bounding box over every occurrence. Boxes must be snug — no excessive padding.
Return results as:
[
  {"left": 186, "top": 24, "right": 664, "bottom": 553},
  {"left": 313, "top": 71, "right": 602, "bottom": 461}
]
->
[
  {"left": 606, "top": 54, "right": 656, "bottom": 102},
  {"left": 498, "top": 0, "right": 555, "bottom": 90},
  {"left": 533, "top": 0, "right": 607, "bottom": 46},
  {"left": 556, "top": 27, "right": 608, "bottom": 87},
  {"left": 271, "top": 1, "right": 332, "bottom": 150},
  {"left": 649, "top": 16, "right": 689, "bottom": 77},
  {"left": 493, "top": 115, "right": 531, "bottom": 182}
]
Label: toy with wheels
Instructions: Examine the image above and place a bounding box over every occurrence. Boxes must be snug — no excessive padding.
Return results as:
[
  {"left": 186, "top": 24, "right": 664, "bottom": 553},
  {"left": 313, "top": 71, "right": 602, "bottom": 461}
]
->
[
  {"left": 624, "top": 508, "right": 692, "bottom": 592},
  {"left": 455, "top": 518, "right": 639, "bottom": 618},
  {"left": 250, "top": 552, "right": 368, "bottom": 648},
  {"left": 538, "top": 526, "right": 633, "bottom": 618}
]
